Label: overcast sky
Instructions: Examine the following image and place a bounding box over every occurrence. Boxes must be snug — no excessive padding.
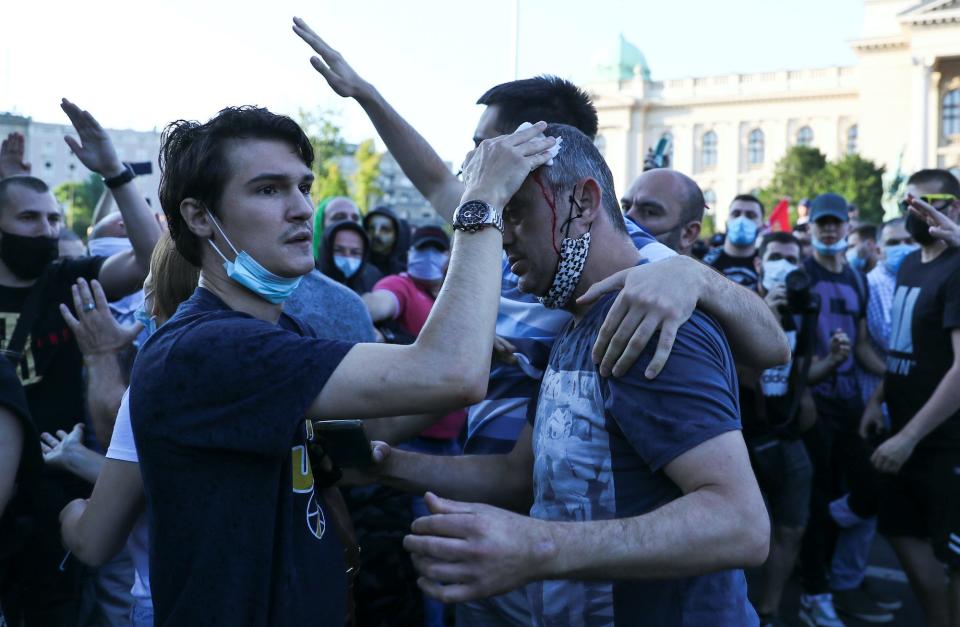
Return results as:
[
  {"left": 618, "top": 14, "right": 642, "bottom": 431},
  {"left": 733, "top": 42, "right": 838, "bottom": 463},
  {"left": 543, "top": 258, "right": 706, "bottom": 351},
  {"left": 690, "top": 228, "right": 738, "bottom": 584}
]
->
[{"left": 3, "top": 0, "right": 863, "bottom": 166}]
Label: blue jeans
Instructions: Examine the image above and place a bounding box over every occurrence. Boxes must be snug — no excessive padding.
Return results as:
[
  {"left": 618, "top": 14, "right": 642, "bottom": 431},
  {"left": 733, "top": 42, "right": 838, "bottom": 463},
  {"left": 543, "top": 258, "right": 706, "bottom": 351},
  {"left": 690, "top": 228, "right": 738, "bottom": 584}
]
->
[{"left": 831, "top": 515, "right": 877, "bottom": 591}]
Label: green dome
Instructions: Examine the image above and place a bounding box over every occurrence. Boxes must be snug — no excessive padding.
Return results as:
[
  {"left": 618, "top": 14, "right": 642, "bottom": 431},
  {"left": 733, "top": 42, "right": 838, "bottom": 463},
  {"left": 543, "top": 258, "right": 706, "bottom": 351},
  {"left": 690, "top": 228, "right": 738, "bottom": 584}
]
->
[{"left": 592, "top": 34, "right": 651, "bottom": 82}]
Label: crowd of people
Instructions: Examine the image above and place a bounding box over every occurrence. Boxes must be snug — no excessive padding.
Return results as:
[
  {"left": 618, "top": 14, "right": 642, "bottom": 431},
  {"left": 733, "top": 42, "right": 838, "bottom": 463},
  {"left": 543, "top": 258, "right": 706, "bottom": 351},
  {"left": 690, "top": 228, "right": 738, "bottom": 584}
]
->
[{"left": 0, "top": 15, "right": 958, "bottom": 627}]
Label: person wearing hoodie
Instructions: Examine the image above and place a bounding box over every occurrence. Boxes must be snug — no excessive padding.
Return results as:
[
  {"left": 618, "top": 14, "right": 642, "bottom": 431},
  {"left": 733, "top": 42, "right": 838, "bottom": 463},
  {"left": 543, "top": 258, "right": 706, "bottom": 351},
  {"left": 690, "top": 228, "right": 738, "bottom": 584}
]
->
[
  {"left": 311, "top": 196, "right": 362, "bottom": 260},
  {"left": 318, "top": 220, "right": 382, "bottom": 295},
  {"left": 364, "top": 205, "right": 410, "bottom": 276}
]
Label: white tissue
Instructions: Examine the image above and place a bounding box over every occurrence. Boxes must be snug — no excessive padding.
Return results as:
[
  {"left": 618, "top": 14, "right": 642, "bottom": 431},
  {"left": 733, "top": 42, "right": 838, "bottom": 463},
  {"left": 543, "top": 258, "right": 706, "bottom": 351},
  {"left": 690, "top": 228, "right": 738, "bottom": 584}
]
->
[{"left": 515, "top": 122, "right": 562, "bottom": 166}]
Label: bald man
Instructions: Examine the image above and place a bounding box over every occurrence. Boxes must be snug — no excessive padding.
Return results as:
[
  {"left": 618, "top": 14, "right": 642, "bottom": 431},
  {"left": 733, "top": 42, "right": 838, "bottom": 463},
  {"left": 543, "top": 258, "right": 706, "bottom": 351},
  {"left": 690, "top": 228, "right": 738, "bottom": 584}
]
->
[{"left": 620, "top": 170, "right": 704, "bottom": 256}]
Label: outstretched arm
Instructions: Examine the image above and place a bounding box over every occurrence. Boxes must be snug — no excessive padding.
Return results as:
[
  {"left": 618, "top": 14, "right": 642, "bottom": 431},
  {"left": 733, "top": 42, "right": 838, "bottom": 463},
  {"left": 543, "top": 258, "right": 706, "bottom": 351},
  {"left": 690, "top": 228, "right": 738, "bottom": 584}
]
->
[
  {"left": 292, "top": 17, "right": 464, "bottom": 222},
  {"left": 578, "top": 256, "right": 790, "bottom": 378},
  {"left": 310, "top": 125, "right": 556, "bottom": 420},
  {"left": 60, "top": 99, "right": 161, "bottom": 300}
]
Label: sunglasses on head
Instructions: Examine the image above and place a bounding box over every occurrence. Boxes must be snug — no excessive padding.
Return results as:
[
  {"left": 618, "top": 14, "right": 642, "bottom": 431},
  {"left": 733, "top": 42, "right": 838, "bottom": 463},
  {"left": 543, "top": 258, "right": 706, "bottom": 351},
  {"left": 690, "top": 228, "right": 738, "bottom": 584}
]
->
[{"left": 899, "top": 194, "right": 958, "bottom": 213}]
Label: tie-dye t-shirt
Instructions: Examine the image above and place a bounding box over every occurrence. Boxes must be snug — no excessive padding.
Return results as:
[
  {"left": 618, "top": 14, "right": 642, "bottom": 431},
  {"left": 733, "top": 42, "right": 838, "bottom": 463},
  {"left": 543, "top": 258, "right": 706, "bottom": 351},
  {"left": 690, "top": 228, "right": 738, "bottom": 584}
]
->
[{"left": 527, "top": 293, "right": 756, "bottom": 627}]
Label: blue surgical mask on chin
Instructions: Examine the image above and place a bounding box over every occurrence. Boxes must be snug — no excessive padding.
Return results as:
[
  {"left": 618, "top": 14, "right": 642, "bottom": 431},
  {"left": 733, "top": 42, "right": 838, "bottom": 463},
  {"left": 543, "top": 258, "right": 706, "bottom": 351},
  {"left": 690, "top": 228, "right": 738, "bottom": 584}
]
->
[
  {"left": 726, "top": 217, "right": 759, "bottom": 246},
  {"left": 334, "top": 255, "right": 362, "bottom": 278},
  {"left": 133, "top": 303, "right": 157, "bottom": 338},
  {"left": 812, "top": 235, "right": 848, "bottom": 256},
  {"left": 845, "top": 248, "right": 866, "bottom": 272},
  {"left": 883, "top": 243, "right": 919, "bottom": 275},
  {"left": 407, "top": 248, "right": 447, "bottom": 282},
  {"left": 206, "top": 210, "right": 302, "bottom": 305}
]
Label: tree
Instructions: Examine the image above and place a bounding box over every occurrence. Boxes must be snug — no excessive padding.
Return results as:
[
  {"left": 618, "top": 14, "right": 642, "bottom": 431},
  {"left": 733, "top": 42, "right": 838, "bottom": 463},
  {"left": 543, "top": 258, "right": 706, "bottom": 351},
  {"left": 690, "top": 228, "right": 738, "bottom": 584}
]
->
[
  {"left": 54, "top": 173, "right": 104, "bottom": 238},
  {"left": 351, "top": 139, "right": 381, "bottom": 213},
  {"left": 758, "top": 146, "right": 885, "bottom": 227},
  {"left": 315, "top": 161, "right": 350, "bottom": 199}
]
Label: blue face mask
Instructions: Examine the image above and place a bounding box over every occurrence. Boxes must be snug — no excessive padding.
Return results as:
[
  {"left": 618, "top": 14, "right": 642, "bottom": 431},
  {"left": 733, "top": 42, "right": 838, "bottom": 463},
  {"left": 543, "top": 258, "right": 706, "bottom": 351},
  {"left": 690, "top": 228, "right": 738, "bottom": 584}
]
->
[
  {"left": 133, "top": 303, "right": 157, "bottom": 338},
  {"left": 883, "top": 243, "right": 919, "bottom": 275},
  {"left": 812, "top": 235, "right": 848, "bottom": 256},
  {"left": 334, "top": 255, "right": 362, "bottom": 278},
  {"left": 845, "top": 248, "right": 866, "bottom": 272},
  {"left": 206, "top": 211, "right": 303, "bottom": 305},
  {"left": 727, "top": 217, "right": 759, "bottom": 246},
  {"left": 407, "top": 247, "right": 448, "bottom": 282}
]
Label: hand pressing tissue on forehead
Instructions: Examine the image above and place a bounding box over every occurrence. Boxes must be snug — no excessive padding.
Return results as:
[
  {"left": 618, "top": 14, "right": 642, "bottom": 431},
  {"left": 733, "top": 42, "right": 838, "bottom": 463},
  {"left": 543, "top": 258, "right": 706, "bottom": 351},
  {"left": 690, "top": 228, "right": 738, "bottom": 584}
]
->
[{"left": 459, "top": 122, "right": 557, "bottom": 210}]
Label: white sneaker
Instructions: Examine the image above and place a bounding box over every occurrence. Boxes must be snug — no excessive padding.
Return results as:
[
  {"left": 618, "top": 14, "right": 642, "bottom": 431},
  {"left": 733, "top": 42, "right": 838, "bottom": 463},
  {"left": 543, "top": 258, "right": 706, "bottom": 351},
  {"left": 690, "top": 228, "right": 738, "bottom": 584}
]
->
[{"left": 799, "top": 593, "right": 846, "bottom": 627}]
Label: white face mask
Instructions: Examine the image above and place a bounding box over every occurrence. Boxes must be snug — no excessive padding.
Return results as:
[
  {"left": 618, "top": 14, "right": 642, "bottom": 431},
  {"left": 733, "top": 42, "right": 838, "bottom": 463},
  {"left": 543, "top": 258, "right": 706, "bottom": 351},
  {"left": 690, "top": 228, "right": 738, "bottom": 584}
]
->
[
  {"left": 761, "top": 258, "right": 797, "bottom": 293},
  {"left": 87, "top": 236, "right": 132, "bottom": 258}
]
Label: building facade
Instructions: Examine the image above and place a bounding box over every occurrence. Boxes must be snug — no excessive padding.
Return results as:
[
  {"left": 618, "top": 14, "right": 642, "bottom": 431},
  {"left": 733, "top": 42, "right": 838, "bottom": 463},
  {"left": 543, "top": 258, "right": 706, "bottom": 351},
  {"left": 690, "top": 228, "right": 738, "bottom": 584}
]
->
[{"left": 589, "top": 0, "right": 960, "bottom": 225}]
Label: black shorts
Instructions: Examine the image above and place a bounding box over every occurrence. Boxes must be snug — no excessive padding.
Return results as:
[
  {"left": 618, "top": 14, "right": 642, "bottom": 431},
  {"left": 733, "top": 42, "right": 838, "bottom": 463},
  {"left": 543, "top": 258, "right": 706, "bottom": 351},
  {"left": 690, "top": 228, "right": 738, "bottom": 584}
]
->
[
  {"left": 877, "top": 447, "right": 960, "bottom": 570},
  {"left": 749, "top": 437, "right": 813, "bottom": 529}
]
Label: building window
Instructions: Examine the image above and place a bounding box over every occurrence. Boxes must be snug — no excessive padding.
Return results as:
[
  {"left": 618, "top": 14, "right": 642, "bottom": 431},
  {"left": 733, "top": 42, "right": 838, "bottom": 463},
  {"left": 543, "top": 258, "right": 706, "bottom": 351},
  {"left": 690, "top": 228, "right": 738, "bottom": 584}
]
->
[
  {"left": 797, "top": 126, "right": 814, "bottom": 147},
  {"left": 944, "top": 89, "right": 960, "bottom": 137},
  {"left": 701, "top": 131, "right": 717, "bottom": 168},
  {"left": 748, "top": 129, "right": 764, "bottom": 165},
  {"left": 703, "top": 189, "right": 717, "bottom": 211},
  {"left": 847, "top": 125, "right": 858, "bottom": 154}
]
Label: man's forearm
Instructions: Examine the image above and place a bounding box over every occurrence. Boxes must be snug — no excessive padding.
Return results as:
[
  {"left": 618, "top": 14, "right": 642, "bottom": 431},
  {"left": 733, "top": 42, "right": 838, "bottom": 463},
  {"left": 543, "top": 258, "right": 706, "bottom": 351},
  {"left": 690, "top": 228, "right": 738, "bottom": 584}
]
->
[
  {"left": 356, "top": 87, "right": 464, "bottom": 222},
  {"left": 364, "top": 414, "right": 441, "bottom": 445},
  {"left": 698, "top": 269, "right": 790, "bottom": 369},
  {"left": 380, "top": 448, "right": 530, "bottom": 511},
  {"left": 62, "top": 447, "right": 105, "bottom": 484},
  {"left": 899, "top": 365, "right": 960, "bottom": 445},
  {"left": 855, "top": 339, "right": 886, "bottom": 376},
  {"left": 85, "top": 353, "right": 126, "bottom": 447},
  {"left": 541, "top": 486, "right": 768, "bottom": 581},
  {"left": 807, "top": 355, "right": 839, "bottom": 385}
]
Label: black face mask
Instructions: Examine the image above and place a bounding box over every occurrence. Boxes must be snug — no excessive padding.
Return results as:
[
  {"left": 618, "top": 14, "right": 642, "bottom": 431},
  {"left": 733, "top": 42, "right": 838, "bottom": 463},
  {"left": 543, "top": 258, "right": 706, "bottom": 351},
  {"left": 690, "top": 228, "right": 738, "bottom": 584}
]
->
[
  {"left": 0, "top": 230, "right": 59, "bottom": 279},
  {"left": 905, "top": 212, "right": 936, "bottom": 246}
]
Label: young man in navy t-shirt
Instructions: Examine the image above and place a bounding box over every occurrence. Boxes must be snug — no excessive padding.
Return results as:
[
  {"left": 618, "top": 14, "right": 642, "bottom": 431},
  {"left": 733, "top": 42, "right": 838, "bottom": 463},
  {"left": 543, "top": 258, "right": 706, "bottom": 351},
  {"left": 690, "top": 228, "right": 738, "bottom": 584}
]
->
[
  {"left": 130, "top": 107, "right": 554, "bottom": 625},
  {"left": 370, "top": 125, "right": 770, "bottom": 626}
]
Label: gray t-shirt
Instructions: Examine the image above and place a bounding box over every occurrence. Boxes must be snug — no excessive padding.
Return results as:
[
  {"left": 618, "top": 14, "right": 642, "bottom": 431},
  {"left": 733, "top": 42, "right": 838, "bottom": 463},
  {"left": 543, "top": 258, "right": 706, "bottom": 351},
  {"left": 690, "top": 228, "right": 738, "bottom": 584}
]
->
[{"left": 286, "top": 270, "right": 376, "bottom": 342}]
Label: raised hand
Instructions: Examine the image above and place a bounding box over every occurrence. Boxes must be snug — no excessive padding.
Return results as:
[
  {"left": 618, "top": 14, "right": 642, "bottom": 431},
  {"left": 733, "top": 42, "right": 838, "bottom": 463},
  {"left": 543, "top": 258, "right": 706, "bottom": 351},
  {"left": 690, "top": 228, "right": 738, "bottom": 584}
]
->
[
  {"left": 60, "top": 99, "right": 124, "bottom": 177},
  {"left": 460, "top": 122, "right": 556, "bottom": 210},
  {"left": 292, "top": 17, "right": 372, "bottom": 100},
  {"left": 59, "top": 278, "right": 142, "bottom": 356},
  {"left": 906, "top": 193, "right": 960, "bottom": 248},
  {"left": 0, "top": 132, "right": 31, "bottom": 178}
]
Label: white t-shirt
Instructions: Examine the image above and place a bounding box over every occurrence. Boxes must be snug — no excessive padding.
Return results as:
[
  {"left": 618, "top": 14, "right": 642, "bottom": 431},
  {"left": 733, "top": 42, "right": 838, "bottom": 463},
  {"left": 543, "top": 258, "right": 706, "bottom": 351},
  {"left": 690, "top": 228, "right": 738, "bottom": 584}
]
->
[{"left": 105, "top": 389, "right": 152, "bottom": 605}]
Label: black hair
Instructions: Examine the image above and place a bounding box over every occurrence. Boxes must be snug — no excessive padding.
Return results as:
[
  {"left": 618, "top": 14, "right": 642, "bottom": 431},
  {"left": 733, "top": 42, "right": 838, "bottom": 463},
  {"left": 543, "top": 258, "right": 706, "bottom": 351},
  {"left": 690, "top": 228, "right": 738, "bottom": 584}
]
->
[
  {"left": 0, "top": 176, "right": 50, "bottom": 214},
  {"left": 852, "top": 223, "right": 878, "bottom": 243},
  {"left": 540, "top": 124, "right": 625, "bottom": 234},
  {"left": 731, "top": 193, "right": 765, "bottom": 217},
  {"left": 906, "top": 168, "right": 960, "bottom": 198},
  {"left": 477, "top": 76, "right": 598, "bottom": 138},
  {"left": 759, "top": 231, "right": 801, "bottom": 258},
  {"left": 158, "top": 106, "right": 314, "bottom": 266}
]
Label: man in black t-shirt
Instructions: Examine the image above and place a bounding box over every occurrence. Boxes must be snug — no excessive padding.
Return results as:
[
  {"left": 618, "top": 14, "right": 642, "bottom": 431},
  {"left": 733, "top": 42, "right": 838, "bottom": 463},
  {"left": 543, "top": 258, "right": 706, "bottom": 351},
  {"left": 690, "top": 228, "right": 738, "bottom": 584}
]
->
[
  {"left": 861, "top": 169, "right": 960, "bottom": 626},
  {"left": 704, "top": 194, "right": 765, "bottom": 291},
  {"left": 0, "top": 101, "right": 160, "bottom": 625}
]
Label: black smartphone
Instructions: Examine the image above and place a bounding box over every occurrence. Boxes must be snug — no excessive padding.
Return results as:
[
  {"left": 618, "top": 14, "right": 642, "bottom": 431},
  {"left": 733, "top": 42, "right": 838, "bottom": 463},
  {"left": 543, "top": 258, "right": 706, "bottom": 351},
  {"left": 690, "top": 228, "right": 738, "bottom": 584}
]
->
[
  {"left": 308, "top": 419, "right": 374, "bottom": 469},
  {"left": 127, "top": 161, "right": 153, "bottom": 176}
]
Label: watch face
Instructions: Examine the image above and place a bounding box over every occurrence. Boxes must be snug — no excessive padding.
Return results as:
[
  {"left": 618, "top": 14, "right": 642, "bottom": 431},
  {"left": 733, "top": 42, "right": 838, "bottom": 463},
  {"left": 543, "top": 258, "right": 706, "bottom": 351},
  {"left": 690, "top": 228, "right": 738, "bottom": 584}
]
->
[{"left": 459, "top": 202, "right": 489, "bottom": 226}]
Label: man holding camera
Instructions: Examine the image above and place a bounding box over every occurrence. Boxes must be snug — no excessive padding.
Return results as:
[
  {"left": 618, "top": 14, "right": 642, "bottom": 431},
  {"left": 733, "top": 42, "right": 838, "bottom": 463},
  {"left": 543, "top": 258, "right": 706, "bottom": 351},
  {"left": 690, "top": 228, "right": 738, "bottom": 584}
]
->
[{"left": 798, "top": 193, "right": 888, "bottom": 626}]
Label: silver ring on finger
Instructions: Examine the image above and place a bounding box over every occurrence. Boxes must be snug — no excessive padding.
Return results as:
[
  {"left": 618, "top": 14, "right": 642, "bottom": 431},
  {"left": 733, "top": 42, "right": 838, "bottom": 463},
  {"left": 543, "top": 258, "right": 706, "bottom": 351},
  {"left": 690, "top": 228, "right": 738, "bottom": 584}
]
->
[{"left": 83, "top": 302, "right": 96, "bottom": 313}]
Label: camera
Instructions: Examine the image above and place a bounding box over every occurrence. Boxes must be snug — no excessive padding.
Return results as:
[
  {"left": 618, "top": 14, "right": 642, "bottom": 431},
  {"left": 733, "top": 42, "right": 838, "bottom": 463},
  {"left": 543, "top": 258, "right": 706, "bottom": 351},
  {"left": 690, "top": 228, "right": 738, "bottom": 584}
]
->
[{"left": 785, "top": 268, "right": 821, "bottom": 315}]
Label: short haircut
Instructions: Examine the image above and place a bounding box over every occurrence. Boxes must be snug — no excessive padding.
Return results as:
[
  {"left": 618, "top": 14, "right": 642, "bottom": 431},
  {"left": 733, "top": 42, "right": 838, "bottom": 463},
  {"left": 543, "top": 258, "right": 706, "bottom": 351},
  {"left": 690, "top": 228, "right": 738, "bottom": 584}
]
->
[
  {"left": 759, "top": 231, "right": 801, "bottom": 258},
  {"left": 0, "top": 176, "right": 50, "bottom": 215},
  {"left": 906, "top": 168, "right": 960, "bottom": 197},
  {"left": 731, "top": 193, "right": 765, "bottom": 217},
  {"left": 879, "top": 217, "right": 906, "bottom": 241},
  {"left": 540, "top": 123, "right": 625, "bottom": 234},
  {"left": 150, "top": 231, "right": 200, "bottom": 321},
  {"left": 476, "top": 76, "right": 598, "bottom": 138},
  {"left": 852, "top": 223, "right": 877, "bottom": 243},
  {"left": 158, "top": 106, "right": 314, "bottom": 266}
]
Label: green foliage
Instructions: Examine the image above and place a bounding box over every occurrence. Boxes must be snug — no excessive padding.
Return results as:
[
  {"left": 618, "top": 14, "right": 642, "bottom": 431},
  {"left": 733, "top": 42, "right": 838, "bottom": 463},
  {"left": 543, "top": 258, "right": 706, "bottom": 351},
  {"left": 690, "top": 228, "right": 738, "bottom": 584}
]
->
[
  {"left": 54, "top": 174, "right": 104, "bottom": 238},
  {"left": 298, "top": 108, "right": 351, "bottom": 204},
  {"left": 700, "top": 213, "right": 716, "bottom": 238},
  {"left": 315, "top": 161, "right": 350, "bottom": 199},
  {"left": 758, "top": 146, "right": 885, "bottom": 227},
  {"left": 351, "top": 139, "right": 381, "bottom": 214}
]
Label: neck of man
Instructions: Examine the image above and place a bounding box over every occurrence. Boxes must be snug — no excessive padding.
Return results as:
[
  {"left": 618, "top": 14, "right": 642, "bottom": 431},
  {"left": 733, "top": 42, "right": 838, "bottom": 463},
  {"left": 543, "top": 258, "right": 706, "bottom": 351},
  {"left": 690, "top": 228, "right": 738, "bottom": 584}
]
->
[
  {"left": 567, "top": 229, "right": 641, "bottom": 323},
  {"left": 723, "top": 240, "right": 756, "bottom": 258},
  {"left": 813, "top": 249, "right": 844, "bottom": 273},
  {"left": 198, "top": 260, "right": 284, "bottom": 324},
  {"left": 0, "top": 259, "right": 39, "bottom": 288},
  {"left": 921, "top": 239, "right": 948, "bottom": 263}
]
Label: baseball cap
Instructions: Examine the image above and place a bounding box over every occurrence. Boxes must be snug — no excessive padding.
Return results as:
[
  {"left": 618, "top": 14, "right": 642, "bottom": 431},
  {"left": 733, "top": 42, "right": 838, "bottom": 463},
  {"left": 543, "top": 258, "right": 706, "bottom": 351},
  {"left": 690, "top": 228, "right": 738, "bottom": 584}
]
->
[
  {"left": 809, "top": 193, "right": 849, "bottom": 223},
  {"left": 411, "top": 225, "right": 450, "bottom": 251}
]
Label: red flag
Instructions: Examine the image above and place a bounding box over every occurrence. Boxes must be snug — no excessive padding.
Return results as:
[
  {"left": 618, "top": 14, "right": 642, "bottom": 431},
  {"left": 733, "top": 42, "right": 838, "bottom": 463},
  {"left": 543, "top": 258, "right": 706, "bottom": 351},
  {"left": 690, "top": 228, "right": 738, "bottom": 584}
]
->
[{"left": 769, "top": 199, "right": 791, "bottom": 232}]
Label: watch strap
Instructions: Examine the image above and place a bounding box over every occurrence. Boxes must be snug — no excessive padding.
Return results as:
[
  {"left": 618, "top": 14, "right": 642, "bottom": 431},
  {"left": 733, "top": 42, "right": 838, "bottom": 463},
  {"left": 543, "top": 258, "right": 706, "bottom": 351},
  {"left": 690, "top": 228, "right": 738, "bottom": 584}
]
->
[{"left": 103, "top": 164, "right": 135, "bottom": 189}]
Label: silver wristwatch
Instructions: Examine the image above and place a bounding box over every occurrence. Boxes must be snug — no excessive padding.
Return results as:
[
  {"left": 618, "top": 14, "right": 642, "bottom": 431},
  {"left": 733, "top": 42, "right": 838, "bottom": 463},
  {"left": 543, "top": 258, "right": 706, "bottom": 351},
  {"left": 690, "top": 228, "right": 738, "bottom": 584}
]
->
[{"left": 452, "top": 200, "right": 504, "bottom": 234}]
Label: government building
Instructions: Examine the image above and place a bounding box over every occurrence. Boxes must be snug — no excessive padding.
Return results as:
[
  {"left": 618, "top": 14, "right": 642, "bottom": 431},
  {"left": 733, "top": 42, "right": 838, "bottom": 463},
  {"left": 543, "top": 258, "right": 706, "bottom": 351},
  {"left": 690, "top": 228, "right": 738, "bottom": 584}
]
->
[{"left": 588, "top": 0, "right": 960, "bottom": 224}]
